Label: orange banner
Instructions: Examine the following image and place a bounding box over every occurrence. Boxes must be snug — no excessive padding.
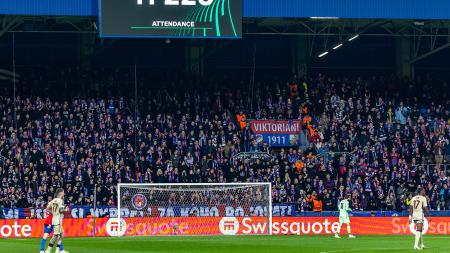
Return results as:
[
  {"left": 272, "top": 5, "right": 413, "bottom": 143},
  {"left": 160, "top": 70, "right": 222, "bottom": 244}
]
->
[
  {"left": 1, "top": 216, "right": 450, "bottom": 238},
  {"left": 0, "top": 218, "right": 97, "bottom": 238},
  {"left": 271, "top": 217, "right": 450, "bottom": 235}
]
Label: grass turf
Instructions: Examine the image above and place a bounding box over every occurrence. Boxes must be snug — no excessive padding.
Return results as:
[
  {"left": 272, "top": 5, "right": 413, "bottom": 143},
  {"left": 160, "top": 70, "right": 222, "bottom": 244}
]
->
[{"left": 2, "top": 235, "right": 450, "bottom": 253}]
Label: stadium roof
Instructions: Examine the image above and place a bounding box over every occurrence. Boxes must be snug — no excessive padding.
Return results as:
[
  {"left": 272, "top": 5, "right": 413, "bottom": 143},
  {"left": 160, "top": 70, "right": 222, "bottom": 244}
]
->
[{"left": 2, "top": 0, "right": 450, "bottom": 20}]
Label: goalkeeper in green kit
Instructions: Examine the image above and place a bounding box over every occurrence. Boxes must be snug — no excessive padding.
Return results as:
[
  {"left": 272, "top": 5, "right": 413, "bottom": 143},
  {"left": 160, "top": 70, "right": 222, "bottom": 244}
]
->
[{"left": 335, "top": 194, "right": 356, "bottom": 238}]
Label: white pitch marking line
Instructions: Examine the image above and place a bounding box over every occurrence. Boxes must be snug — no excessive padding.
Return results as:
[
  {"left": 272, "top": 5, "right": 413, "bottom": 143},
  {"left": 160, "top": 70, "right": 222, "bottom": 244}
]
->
[{"left": 320, "top": 248, "right": 408, "bottom": 253}]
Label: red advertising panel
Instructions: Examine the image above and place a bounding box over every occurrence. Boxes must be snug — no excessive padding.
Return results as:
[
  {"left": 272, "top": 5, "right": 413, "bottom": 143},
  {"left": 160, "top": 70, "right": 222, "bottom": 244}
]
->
[
  {"left": 0, "top": 218, "right": 96, "bottom": 238},
  {"left": 1, "top": 217, "right": 450, "bottom": 238},
  {"left": 271, "top": 217, "right": 450, "bottom": 235}
]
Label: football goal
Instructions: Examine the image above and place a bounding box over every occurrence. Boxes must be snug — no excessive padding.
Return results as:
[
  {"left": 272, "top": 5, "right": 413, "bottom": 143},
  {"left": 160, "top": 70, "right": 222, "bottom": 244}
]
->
[{"left": 116, "top": 183, "right": 272, "bottom": 236}]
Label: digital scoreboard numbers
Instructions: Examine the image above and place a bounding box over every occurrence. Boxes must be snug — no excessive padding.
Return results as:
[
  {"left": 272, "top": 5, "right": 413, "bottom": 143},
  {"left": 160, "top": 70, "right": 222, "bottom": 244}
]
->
[{"left": 99, "top": 0, "right": 242, "bottom": 38}]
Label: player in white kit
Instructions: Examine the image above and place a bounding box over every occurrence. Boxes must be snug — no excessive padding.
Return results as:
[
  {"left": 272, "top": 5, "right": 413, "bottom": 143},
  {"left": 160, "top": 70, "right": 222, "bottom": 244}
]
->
[
  {"left": 409, "top": 188, "right": 430, "bottom": 250},
  {"left": 335, "top": 194, "right": 356, "bottom": 238},
  {"left": 45, "top": 188, "right": 69, "bottom": 253}
]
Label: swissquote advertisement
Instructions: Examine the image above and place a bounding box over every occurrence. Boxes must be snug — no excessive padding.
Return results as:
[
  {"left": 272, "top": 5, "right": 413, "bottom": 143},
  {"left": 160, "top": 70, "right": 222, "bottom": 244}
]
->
[{"left": 2, "top": 217, "right": 449, "bottom": 238}]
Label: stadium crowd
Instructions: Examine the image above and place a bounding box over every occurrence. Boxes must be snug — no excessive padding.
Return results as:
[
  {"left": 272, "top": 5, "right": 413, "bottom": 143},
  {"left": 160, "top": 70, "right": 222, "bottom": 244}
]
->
[{"left": 0, "top": 71, "right": 449, "bottom": 213}]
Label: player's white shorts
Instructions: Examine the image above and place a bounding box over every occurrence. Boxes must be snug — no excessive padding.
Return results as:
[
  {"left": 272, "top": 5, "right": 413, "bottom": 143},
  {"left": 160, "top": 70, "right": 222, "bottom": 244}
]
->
[
  {"left": 339, "top": 216, "right": 350, "bottom": 224},
  {"left": 412, "top": 215, "right": 424, "bottom": 225},
  {"left": 53, "top": 224, "right": 64, "bottom": 235}
]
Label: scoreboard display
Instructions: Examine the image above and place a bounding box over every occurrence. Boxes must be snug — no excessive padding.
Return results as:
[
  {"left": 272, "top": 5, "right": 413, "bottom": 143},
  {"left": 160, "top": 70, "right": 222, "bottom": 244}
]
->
[{"left": 99, "top": 0, "right": 242, "bottom": 38}]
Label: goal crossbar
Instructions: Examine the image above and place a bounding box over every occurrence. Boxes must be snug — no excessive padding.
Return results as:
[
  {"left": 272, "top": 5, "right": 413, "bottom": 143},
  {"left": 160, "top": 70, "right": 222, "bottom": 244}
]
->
[{"left": 118, "top": 182, "right": 271, "bottom": 187}]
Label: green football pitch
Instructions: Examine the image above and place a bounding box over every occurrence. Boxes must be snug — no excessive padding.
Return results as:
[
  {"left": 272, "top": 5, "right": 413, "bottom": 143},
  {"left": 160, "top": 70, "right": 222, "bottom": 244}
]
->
[{"left": 2, "top": 235, "right": 450, "bottom": 253}]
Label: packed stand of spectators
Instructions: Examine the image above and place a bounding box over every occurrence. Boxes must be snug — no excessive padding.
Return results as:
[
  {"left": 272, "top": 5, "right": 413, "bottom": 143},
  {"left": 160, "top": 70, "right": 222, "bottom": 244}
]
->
[{"left": 0, "top": 71, "right": 449, "bottom": 213}]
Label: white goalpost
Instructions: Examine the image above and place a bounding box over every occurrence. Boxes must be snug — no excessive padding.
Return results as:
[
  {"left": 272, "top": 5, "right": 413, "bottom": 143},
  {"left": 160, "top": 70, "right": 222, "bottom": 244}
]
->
[{"left": 116, "top": 183, "right": 272, "bottom": 236}]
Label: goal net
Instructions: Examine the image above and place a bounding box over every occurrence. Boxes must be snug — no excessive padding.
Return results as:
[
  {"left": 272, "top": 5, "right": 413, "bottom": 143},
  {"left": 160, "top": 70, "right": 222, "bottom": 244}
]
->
[{"left": 116, "top": 183, "right": 272, "bottom": 236}]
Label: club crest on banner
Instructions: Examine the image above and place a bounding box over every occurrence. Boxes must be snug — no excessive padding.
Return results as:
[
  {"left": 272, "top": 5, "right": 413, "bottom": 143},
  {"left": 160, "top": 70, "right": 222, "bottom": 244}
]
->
[{"left": 131, "top": 194, "right": 148, "bottom": 210}]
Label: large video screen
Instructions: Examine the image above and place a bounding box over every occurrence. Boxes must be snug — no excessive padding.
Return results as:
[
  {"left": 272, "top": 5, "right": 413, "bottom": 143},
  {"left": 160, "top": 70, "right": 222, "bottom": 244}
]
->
[{"left": 99, "top": 0, "right": 242, "bottom": 38}]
